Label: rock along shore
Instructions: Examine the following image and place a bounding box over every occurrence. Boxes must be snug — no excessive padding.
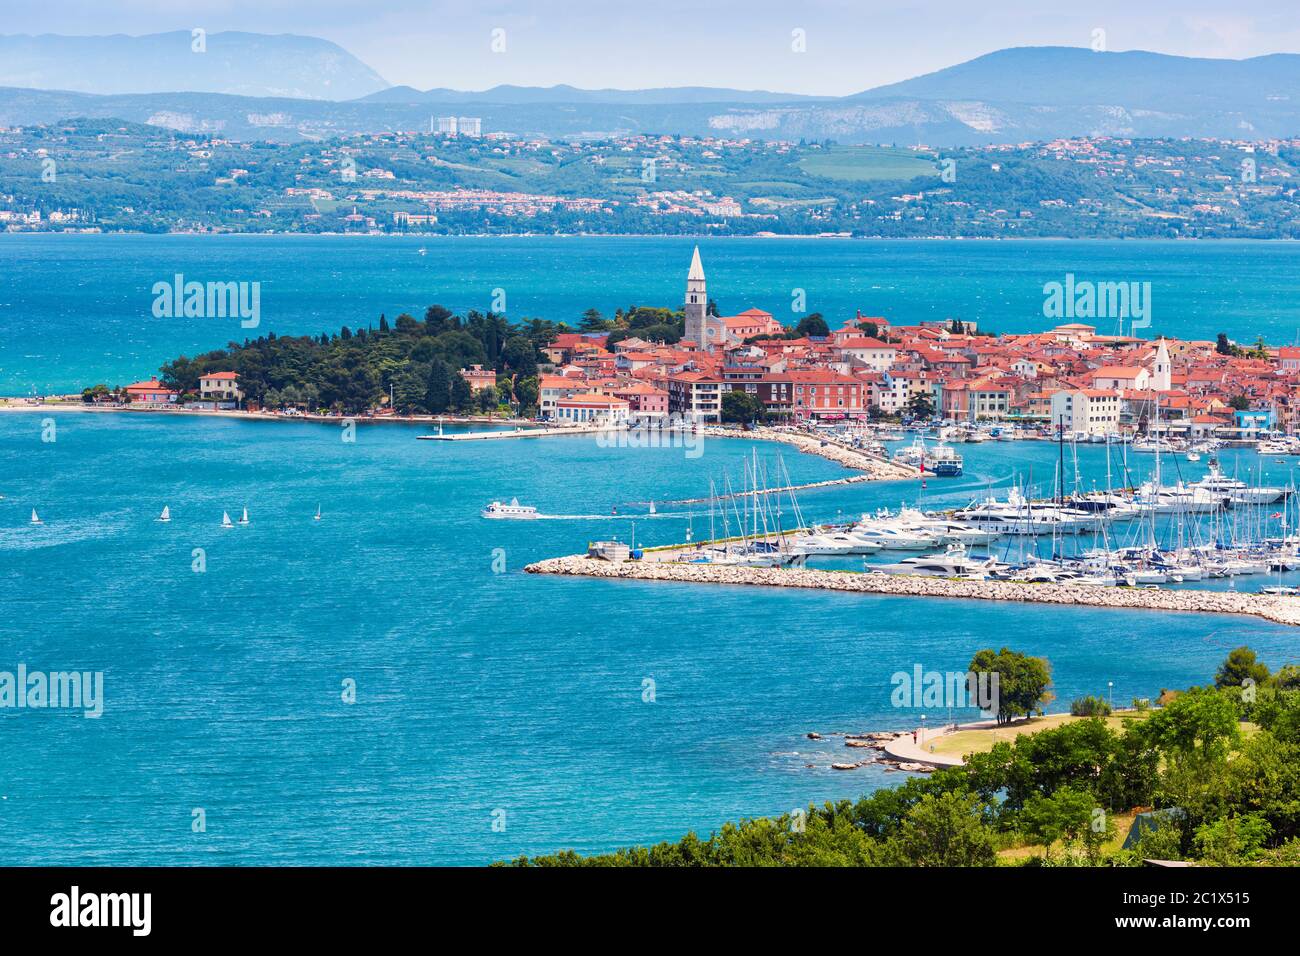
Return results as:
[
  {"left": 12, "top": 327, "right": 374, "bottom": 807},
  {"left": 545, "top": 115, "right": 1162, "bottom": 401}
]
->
[
  {"left": 703, "top": 426, "right": 919, "bottom": 481},
  {"left": 525, "top": 556, "right": 1300, "bottom": 627}
]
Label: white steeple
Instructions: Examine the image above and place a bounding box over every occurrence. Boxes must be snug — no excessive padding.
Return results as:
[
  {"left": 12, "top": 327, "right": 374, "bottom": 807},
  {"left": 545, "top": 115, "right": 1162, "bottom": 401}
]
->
[
  {"left": 688, "top": 245, "right": 705, "bottom": 282},
  {"left": 1152, "top": 337, "right": 1171, "bottom": 391}
]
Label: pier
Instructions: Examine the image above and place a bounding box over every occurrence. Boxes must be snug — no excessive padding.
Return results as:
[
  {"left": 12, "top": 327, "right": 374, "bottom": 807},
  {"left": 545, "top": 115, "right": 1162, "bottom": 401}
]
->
[
  {"left": 704, "top": 426, "right": 919, "bottom": 481},
  {"left": 418, "top": 423, "right": 623, "bottom": 441},
  {"left": 525, "top": 555, "right": 1300, "bottom": 627}
]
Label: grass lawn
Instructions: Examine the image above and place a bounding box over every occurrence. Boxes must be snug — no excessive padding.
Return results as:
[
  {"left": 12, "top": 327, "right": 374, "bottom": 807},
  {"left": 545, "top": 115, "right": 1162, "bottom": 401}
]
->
[
  {"left": 926, "top": 712, "right": 1153, "bottom": 759},
  {"left": 996, "top": 809, "right": 1139, "bottom": 863},
  {"left": 797, "top": 145, "right": 938, "bottom": 182}
]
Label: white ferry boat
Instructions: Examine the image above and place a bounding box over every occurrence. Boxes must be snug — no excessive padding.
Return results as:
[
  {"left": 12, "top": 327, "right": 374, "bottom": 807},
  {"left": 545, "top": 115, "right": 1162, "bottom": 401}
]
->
[{"left": 481, "top": 498, "right": 540, "bottom": 519}]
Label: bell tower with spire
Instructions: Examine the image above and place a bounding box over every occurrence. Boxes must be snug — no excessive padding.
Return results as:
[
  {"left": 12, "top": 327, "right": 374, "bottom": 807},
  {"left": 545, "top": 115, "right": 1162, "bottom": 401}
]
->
[
  {"left": 684, "top": 246, "right": 709, "bottom": 348},
  {"left": 1152, "top": 337, "right": 1171, "bottom": 392}
]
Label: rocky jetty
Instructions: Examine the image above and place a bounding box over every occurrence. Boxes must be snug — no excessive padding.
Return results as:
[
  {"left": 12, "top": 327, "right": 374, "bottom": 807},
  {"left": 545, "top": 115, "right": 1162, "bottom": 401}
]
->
[
  {"left": 525, "top": 556, "right": 1300, "bottom": 627},
  {"left": 704, "top": 426, "right": 917, "bottom": 481}
]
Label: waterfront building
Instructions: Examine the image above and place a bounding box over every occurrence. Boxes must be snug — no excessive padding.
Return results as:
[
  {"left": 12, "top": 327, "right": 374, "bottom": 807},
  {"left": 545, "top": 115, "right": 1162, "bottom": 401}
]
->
[
  {"left": 460, "top": 365, "right": 497, "bottom": 392},
  {"left": 199, "top": 371, "right": 243, "bottom": 403},
  {"left": 787, "top": 370, "right": 864, "bottom": 421},
  {"left": 538, "top": 373, "right": 587, "bottom": 419},
  {"left": 1049, "top": 389, "right": 1123, "bottom": 436},
  {"left": 554, "top": 392, "right": 631, "bottom": 424},
  {"left": 666, "top": 370, "right": 723, "bottom": 423},
  {"left": 124, "top": 379, "right": 179, "bottom": 405}
]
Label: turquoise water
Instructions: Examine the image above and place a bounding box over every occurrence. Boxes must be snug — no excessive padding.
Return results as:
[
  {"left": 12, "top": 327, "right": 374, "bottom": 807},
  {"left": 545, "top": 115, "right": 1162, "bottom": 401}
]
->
[
  {"left": 2, "top": 410, "right": 1298, "bottom": 865},
  {"left": 6, "top": 235, "right": 1300, "bottom": 394}
]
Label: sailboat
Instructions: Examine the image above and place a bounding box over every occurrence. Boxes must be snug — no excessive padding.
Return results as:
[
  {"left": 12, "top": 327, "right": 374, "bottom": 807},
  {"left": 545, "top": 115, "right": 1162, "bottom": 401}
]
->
[
  {"left": 314, "top": 504, "right": 322, "bottom": 521},
  {"left": 221, "top": 511, "right": 234, "bottom": 529},
  {"left": 30, "top": 509, "right": 42, "bottom": 525},
  {"left": 238, "top": 507, "right": 249, "bottom": 526},
  {"left": 648, "top": 500, "right": 657, "bottom": 515},
  {"left": 158, "top": 505, "right": 171, "bottom": 523}
]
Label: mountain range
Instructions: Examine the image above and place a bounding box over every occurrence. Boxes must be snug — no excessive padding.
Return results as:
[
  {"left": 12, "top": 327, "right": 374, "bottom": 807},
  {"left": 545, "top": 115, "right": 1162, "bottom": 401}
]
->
[
  {"left": 0, "top": 31, "right": 389, "bottom": 100},
  {"left": 3, "top": 34, "right": 1300, "bottom": 145}
]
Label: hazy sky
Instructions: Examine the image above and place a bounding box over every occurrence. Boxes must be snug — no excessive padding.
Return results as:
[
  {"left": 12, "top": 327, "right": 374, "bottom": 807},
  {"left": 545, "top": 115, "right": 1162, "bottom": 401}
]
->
[{"left": 10, "top": 1, "right": 1300, "bottom": 94}]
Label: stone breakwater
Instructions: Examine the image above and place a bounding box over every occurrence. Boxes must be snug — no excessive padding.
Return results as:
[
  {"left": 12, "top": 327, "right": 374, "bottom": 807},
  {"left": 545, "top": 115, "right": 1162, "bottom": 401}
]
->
[
  {"left": 525, "top": 557, "right": 1300, "bottom": 627},
  {"left": 704, "top": 427, "right": 918, "bottom": 481}
]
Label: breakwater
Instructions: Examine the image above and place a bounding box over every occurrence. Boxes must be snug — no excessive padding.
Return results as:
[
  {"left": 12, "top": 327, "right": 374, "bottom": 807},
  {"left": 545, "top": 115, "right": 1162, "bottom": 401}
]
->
[
  {"left": 525, "top": 556, "right": 1300, "bottom": 627},
  {"left": 703, "top": 426, "right": 919, "bottom": 481}
]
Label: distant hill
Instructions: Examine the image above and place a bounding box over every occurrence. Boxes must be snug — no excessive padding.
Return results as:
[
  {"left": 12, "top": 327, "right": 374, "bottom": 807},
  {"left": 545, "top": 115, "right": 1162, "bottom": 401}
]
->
[
  {"left": 852, "top": 47, "right": 1300, "bottom": 111},
  {"left": 352, "top": 84, "right": 824, "bottom": 105},
  {"left": 3, "top": 43, "right": 1300, "bottom": 144},
  {"left": 0, "top": 31, "right": 389, "bottom": 100}
]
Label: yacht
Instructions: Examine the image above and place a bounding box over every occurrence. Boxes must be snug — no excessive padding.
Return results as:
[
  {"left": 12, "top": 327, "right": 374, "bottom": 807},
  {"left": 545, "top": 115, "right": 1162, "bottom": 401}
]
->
[
  {"left": 482, "top": 498, "right": 540, "bottom": 519},
  {"left": 793, "top": 529, "right": 882, "bottom": 555},
  {"left": 876, "top": 545, "right": 1006, "bottom": 580},
  {"left": 891, "top": 437, "right": 929, "bottom": 468},
  {"left": 1135, "top": 481, "right": 1225, "bottom": 514},
  {"left": 953, "top": 491, "right": 1098, "bottom": 535},
  {"left": 1187, "top": 462, "right": 1286, "bottom": 505},
  {"left": 850, "top": 516, "right": 941, "bottom": 550},
  {"left": 891, "top": 507, "right": 1001, "bottom": 545}
]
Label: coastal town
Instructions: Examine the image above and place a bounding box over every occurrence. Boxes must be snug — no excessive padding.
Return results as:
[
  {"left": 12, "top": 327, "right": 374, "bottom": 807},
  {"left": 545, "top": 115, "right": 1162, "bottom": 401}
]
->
[{"left": 43, "top": 247, "right": 1300, "bottom": 450}]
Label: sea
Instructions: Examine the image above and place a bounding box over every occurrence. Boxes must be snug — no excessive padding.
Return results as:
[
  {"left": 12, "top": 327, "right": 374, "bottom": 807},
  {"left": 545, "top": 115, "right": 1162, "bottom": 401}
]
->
[{"left": 1, "top": 235, "right": 1298, "bottom": 865}]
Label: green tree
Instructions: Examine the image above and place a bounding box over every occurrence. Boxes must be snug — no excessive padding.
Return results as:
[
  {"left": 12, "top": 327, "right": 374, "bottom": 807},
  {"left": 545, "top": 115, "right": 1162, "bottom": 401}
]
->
[
  {"left": 883, "top": 792, "right": 997, "bottom": 867},
  {"left": 904, "top": 394, "right": 935, "bottom": 419},
  {"left": 579, "top": 308, "right": 608, "bottom": 332},
  {"left": 795, "top": 313, "right": 829, "bottom": 338},
  {"left": 722, "top": 390, "right": 766, "bottom": 424},
  {"left": 1193, "top": 814, "right": 1272, "bottom": 865},
  {"left": 425, "top": 359, "right": 452, "bottom": 414},
  {"left": 1215, "top": 646, "right": 1269, "bottom": 689},
  {"left": 1018, "top": 787, "right": 1110, "bottom": 863},
  {"left": 968, "top": 648, "right": 1053, "bottom": 725}
]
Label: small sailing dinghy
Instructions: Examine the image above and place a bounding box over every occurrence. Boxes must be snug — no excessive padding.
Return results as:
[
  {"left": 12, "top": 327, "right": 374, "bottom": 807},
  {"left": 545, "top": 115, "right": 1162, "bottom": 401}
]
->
[
  {"left": 158, "top": 505, "right": 171, "bottom": 523},
  {"left": 30, "top": 509, "right": 42, "bottom": 525},
  {"left": 313, "top": 504, "right": 322, "bottom": 521},
  {"left": 238, "top": 507, "right": 249, "bottom": 526},
  {"left": 649, "top": 500, "right": 657, "bottom": 515},
  {"left": 221, "top": 511, "right": 234, "bottom": 529}
]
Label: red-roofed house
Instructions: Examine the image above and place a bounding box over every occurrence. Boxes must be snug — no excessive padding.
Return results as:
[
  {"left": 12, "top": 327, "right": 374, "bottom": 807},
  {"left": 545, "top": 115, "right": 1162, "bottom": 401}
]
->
[
  {"left": 199, "top": 371, "right": 242, "bottom": 402},
  {"left": 721, "top": 308, "right": 784, "bottom": 341},
  {"left": 555, "top": 392, "right": 630, "bottom": 425},
  {"left": 125, "top": 380, "right": 179, "bottom": 405}
]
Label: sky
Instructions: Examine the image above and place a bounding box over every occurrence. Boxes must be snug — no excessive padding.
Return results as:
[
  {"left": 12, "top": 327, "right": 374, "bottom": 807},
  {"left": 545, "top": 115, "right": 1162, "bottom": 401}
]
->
[{"left": 7, "top": 1, "right": 1300, "bottom": 95}]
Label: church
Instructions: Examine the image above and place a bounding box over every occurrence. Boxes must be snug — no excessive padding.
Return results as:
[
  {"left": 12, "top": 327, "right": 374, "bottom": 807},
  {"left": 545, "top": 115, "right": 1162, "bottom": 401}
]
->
[{"left": 683, "top": 247, "right": 782, "bottom": 349}]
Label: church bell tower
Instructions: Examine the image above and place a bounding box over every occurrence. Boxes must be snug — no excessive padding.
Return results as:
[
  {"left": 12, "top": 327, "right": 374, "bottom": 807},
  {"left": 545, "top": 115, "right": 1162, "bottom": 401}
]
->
[{"left": 684, "top": 246, "right": 709, "bottom": 348}]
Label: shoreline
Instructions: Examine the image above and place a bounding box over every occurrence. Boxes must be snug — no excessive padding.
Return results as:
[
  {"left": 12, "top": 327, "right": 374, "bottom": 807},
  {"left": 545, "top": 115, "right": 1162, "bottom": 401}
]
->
[
  {"left": 524, "top": 555, "right": 1300, "bottom": 627},
  {"left": 0, "top": 400, "right": 530, "bottom": 427}
]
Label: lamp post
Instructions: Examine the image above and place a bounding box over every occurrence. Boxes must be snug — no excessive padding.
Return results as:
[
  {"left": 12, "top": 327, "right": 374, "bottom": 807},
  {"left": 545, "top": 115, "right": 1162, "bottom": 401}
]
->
[{"left": 1108, "top": 681, "right": 1114, "bottom": 710}]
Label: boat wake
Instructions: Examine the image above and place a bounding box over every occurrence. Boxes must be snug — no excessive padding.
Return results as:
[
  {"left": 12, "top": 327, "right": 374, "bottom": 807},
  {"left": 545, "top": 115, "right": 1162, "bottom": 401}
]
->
[{"left": 533, "top": 511, "right": 689, "bottom": 521}]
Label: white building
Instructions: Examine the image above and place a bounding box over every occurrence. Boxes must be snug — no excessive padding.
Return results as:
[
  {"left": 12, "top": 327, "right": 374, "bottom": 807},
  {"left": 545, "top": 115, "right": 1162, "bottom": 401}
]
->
[
  {"left": 1050, "top": 389, "right": 1122, "bottom": 437},
  {"left": 555, "top": 392, "right": 631, "bottom": 425}
]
